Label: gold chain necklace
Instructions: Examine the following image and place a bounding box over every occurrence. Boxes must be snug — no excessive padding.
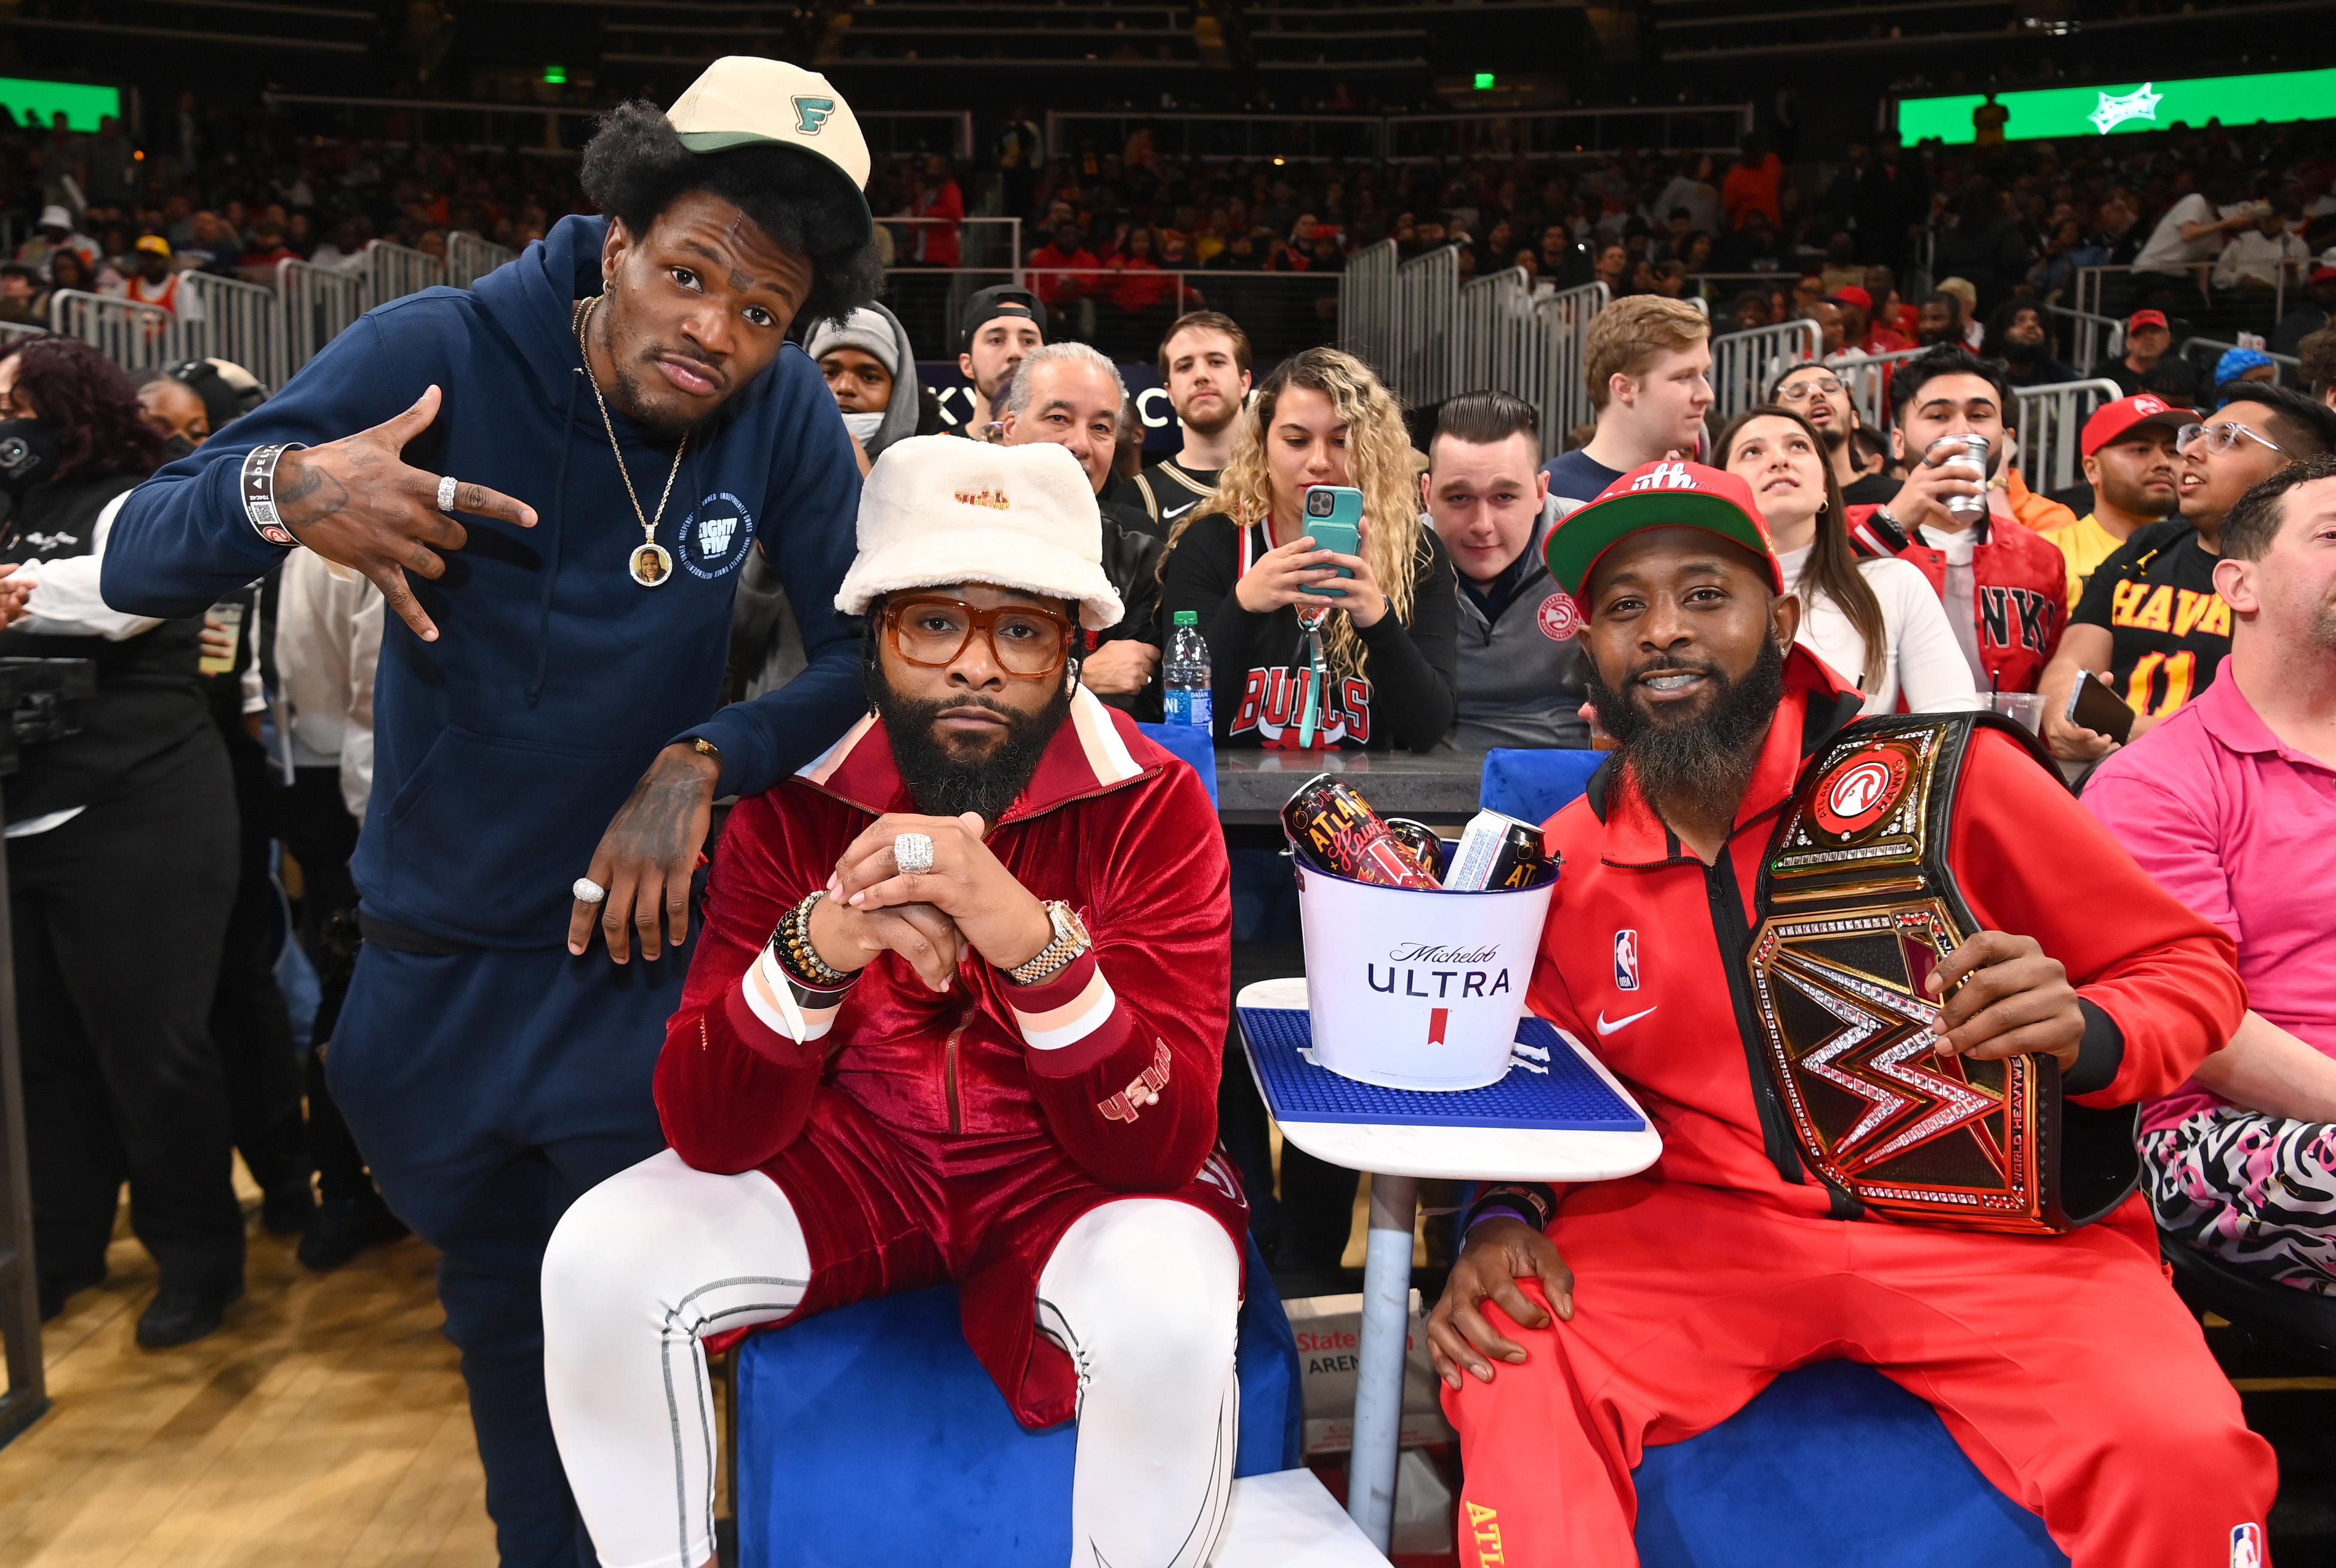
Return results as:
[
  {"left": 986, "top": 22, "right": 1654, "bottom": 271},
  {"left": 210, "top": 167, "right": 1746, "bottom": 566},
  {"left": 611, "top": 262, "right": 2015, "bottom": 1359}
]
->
[{"left": 577, "top": 293, "right": 687, "bottom": 588}]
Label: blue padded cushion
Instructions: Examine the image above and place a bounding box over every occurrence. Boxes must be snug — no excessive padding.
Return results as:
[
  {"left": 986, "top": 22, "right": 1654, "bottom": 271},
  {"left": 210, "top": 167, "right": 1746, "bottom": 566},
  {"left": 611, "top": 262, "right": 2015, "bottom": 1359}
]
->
[
  {"left": 1480, "top": 747, "right": 1605, "bottom": 825},
  {"left": 1633, "top": 1361, "right": 2068, "bottom": 1567},
  {"left": 1134, "top": 721, "right": 1217, "bottom": 810},
  {"left": 735, "top": 1233, "right": 1298, "bottom": 1568}
]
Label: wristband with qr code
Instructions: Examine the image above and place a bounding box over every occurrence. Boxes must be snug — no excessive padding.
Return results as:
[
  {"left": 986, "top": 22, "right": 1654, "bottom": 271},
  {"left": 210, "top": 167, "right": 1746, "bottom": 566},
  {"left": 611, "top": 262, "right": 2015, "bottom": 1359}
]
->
[{"left": 241, "top": 443, "right": 310, "bottom": 547}]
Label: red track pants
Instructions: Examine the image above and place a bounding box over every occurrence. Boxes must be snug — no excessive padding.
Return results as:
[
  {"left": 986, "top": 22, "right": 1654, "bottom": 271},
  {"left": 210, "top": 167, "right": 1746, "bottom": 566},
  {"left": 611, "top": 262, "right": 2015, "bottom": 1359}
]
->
[{"left": 1441, "top": 1178, "right": 2275, "bottom": 1567}]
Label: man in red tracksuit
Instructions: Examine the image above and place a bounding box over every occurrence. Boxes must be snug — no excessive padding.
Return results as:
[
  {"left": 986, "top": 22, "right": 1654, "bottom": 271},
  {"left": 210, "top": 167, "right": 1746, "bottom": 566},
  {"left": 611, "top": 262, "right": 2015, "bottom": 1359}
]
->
[
  {"left": 1842, "top": 345, "right": 2069, "bottom": 692},
  {"left": 540, "top": 437, "right": 1246, "bottom": 1568},
  {"left": 1426, "top": 459, "right": 2272, "bottom": 1566}
]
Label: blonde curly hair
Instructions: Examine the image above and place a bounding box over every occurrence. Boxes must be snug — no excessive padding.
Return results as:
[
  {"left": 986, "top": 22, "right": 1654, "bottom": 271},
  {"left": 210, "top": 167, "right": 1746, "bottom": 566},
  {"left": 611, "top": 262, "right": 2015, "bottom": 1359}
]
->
[{"left": 1164, "top": 346, "right": 1424, "bottom": 682}]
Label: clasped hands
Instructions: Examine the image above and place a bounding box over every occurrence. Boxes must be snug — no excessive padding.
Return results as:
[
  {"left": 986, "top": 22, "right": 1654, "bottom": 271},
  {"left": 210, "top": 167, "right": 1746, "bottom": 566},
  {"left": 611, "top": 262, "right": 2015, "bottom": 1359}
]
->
[{"left": 806, "top": 813, "right": 1055, "bottom": 992}]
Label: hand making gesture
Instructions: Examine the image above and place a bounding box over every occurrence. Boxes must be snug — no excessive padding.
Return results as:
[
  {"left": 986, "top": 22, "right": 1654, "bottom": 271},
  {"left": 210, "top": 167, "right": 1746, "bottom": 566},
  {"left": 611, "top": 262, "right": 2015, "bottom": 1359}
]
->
[{"left": 272, "top": 385, "right": 538, "bottom": 641}]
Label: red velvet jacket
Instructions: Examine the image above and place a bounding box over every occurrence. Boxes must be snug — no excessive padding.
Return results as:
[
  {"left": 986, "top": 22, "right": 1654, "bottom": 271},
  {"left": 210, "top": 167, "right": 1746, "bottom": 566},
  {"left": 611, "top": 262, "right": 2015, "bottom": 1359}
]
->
[
  {"left": 655, "top": 687, "right": 1231, "bottom": 1191},
  {"left": 1529, "top": 647, "right": 2244, "bottom": 1222}
]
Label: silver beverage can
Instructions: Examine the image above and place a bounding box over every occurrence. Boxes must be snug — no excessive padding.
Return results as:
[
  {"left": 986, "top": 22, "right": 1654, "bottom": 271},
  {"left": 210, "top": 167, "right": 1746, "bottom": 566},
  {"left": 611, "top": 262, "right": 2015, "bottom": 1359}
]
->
[{"left": 1942, "top": 434, "right": 1990, "bottom": 520}]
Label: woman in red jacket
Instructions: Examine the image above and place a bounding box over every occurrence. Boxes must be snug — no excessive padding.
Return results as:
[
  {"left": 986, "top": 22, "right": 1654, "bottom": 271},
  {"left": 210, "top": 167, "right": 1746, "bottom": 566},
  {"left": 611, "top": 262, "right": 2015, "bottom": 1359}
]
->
[{"left": 541, "top": 437, "right": 1245, "bottom": 1568}]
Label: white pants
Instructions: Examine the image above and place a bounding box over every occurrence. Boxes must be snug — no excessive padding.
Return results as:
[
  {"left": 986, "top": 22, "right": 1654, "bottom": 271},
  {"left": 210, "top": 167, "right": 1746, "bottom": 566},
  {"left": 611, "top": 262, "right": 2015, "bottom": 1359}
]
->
[{"left": 542, "top": 1149, "right": 1242, "bottom": 1568}]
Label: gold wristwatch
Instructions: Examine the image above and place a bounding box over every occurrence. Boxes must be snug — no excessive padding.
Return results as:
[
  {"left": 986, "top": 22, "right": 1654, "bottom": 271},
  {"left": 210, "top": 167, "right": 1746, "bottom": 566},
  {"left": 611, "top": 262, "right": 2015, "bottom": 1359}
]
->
[{"left": 1009, "top": 900, "right": 1093, "bottom": 985}]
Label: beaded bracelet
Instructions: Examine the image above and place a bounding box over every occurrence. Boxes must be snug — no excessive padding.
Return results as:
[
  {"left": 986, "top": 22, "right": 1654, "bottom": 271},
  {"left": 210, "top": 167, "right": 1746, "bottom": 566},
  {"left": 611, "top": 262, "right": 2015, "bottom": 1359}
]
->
[{"left": 771, "top": 891, "right": 860, "bottom": 993}]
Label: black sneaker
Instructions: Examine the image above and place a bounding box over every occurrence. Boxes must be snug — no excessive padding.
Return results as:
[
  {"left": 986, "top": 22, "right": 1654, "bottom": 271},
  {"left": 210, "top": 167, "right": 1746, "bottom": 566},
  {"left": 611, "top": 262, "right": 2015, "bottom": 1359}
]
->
[
  {"left": 262, "top": 1179, "right": 318, "bottom": 1237},
  {"left": 136, "top": 1282, "right": 243, "bottom": 1348},
  {"left": 37, "top": 1267, "right": 106, "bottom": 1322},
  {"left": 297, "top": 1197, "right": 410, "bottom": 1272}
]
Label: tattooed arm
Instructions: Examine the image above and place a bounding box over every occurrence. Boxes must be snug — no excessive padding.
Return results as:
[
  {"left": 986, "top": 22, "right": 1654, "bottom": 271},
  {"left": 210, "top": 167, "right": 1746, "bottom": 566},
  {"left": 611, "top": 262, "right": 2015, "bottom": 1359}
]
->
[
  {"left": 270, "top": 386, "right": 537, "bottom": 641},
  {"left": 567, "top": 741, "right": 723, "bottom": 962},
  {"left": 103, "top": 316, "right": 534, "bottom": 635}
]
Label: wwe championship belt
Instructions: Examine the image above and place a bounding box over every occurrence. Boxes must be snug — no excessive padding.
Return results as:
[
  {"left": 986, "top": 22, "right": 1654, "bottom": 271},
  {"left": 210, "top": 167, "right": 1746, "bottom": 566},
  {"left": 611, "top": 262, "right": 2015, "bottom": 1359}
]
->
[{"left": 1747, "top": 714, "right": 2138, "bottom": 1235}]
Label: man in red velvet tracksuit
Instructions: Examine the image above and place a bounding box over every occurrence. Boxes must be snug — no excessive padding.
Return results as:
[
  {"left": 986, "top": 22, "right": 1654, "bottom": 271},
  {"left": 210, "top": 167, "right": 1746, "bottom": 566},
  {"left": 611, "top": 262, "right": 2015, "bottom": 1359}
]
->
[
  {"left": 539, "top": 437, "right": 1245, "bottom": 1568},
  {"left": 1424, "top": 460, "right": 2274, "bottom": 1566}
]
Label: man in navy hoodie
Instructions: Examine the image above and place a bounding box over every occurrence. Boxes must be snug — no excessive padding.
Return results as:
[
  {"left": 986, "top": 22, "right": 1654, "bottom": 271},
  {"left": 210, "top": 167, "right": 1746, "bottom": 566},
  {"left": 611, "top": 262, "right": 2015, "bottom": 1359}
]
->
[{"left": 101, "top": 58, "right": 882, "bottom": 1566}]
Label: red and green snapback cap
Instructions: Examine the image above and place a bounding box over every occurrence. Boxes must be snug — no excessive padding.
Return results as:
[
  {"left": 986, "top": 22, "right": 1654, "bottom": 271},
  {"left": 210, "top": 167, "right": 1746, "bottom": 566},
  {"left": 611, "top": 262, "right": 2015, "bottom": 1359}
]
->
[{"left": 1544, "top": 459, "right": 1787, "bottom": 599}]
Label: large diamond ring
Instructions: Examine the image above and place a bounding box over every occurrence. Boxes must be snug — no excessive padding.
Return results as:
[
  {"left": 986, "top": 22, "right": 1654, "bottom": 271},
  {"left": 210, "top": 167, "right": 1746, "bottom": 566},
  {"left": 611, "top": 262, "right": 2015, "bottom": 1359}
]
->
[
  {"left": 894, "top": 833, "right": 935, "bottom": 876},
  {"left": 572, "top": 877, "right": 607, "bottom": 904},
  {"left": 437, "top": 474, "right": 460, "bottom": 513}
]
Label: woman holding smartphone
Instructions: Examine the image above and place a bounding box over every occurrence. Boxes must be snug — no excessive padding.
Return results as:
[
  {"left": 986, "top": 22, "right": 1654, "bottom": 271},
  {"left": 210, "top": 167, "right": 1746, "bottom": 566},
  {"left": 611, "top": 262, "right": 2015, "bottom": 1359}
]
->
[
  {"left": 1717, "top": 403, "right": 1978, "bottom": 714},
  {"left": 1160, "top": 346, "right": 1457, "bottom": 753},
  {"left": 1160, "top": 345, "right": 1457, "bottom": 1279}
]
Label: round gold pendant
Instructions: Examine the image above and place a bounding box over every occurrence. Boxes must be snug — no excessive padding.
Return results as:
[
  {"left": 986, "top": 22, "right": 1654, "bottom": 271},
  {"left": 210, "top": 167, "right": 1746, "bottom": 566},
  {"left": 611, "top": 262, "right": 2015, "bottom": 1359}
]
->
[{"left": 629, "top": 541, "right": 673, "bottom": 588}]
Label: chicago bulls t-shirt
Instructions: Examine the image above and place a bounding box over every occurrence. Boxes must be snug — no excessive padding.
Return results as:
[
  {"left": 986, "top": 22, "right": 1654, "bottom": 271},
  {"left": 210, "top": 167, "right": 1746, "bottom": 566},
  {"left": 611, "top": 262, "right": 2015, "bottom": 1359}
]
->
[
  {"left": 1158, "top": 512, "right": 1459, "bottom": 752},
  {"left": 2071, "top": 519, "right": 2228, "bottom": 721}
]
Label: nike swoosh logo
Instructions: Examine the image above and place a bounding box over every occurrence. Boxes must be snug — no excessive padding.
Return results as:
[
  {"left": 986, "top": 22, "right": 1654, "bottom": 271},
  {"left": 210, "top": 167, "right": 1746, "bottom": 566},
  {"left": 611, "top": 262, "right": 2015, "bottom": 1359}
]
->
[
  {"left": 1596, "top": 1006, "right": 1657, "bottom": 1035},
  {"left": 1164, "top": 501, "right": 1199, "bottom": 519}
]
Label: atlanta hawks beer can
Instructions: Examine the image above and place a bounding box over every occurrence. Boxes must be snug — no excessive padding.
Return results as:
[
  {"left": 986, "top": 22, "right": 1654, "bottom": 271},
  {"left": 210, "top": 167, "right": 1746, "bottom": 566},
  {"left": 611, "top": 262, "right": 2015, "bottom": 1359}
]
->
[
  {"left": 1282, "top": 775, "right": 1442, "bottom": 891},
  {"left": 1382, "top": 817, "right": 1448, "bottom": 880},
  {"left": 1442, "top": 809, "right": 1552, "bottom": 892}
]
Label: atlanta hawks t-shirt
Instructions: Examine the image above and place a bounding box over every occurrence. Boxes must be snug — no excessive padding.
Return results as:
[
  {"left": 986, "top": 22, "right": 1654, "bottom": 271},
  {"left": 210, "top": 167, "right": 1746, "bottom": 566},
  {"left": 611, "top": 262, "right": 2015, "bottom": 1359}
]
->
[{"left": 2071, "top": 519, "right": 2228, "bottom": 722}]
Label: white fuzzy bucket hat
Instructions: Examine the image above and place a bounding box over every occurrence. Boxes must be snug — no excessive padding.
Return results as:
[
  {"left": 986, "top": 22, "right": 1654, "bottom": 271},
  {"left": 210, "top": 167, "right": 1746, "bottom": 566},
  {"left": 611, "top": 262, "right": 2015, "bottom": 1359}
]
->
[{"left": 835, "top": 435, "right": 1125, "bottom": 629}]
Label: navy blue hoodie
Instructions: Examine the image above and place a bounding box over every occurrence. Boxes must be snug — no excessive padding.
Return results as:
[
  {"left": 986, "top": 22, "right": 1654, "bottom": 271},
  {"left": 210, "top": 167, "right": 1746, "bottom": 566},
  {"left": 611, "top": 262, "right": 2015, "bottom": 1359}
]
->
[{"left": 103, "top": 215, "right": 867, "bottom": 948}]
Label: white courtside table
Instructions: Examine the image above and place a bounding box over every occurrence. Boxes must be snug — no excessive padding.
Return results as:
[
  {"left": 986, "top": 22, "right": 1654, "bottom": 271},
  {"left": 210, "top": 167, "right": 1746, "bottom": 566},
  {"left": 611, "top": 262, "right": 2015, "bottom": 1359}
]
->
[{"left": 1236, "top": 977, "right": 1662, "bottom": 1554}]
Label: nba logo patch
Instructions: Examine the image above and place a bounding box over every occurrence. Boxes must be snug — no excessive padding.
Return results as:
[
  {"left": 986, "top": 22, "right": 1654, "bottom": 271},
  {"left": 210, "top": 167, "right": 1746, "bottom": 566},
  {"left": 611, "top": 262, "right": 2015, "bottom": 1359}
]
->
[
  {"left": 1614, "top": 930, "right": 1640, "bottom": 991},
  {"left": 2231, "top": 1522, "right": 2264, "bottom": 1568}
]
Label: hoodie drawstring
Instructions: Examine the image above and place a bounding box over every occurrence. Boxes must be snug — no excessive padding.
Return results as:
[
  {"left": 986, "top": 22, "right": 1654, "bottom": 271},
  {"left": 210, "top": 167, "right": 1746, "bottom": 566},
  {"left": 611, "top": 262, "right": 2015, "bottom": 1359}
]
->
[{"left": 528, "top": 368, "right": 582, "bottom": 706}]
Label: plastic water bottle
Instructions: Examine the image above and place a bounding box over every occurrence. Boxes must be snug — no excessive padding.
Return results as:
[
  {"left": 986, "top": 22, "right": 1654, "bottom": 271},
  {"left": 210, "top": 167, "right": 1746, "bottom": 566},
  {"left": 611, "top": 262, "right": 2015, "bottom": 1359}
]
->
[{"left": 1164, "top": 610, "right": 1212, "bottom": 728}]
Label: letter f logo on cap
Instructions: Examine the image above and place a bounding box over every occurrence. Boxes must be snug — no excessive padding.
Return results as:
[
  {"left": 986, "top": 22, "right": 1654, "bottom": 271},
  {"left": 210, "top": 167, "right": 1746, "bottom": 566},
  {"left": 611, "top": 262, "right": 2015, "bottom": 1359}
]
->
[{"left": 792, "top": 96, "right": 836, "bottom": 135}]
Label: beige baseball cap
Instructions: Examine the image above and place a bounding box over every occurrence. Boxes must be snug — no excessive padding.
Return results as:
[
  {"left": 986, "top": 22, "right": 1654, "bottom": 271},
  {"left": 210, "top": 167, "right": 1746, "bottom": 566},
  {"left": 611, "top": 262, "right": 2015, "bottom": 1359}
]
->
[{"left": 666, "top": 56, "right": 873, "bottom": 242}]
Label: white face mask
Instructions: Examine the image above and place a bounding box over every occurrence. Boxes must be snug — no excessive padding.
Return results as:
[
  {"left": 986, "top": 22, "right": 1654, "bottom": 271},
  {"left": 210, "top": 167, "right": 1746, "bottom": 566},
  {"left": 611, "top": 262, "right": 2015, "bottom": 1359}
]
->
[{"left": 840, "top": 410, "right": 886, "bottom": 443}]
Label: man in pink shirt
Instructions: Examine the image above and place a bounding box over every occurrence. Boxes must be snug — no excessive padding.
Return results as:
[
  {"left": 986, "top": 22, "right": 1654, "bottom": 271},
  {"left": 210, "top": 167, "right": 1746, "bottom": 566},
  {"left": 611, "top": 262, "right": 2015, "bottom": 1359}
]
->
[{"left": 2083, "top": 455, "right": 2336, "bottom": 1294}]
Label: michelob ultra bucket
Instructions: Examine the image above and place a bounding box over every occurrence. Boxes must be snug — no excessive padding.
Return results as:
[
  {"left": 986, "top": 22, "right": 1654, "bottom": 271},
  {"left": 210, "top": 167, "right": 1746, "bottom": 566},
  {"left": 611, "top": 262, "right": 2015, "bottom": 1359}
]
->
[{"left": 1293, "top": 847, "right": 1558, "bottom": 1091}]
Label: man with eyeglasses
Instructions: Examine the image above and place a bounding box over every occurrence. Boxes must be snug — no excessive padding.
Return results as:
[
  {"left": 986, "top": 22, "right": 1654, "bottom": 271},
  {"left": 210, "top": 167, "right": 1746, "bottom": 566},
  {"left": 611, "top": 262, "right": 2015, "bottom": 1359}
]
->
[
  {"left": 1769, "top": 363, "right": 1897, "bottom": 506},
  {"left": 540, "top": 435, "right": 1247, "bottom": 1568},
  {"left": 2041, "top": 383, "right": 2336, "bottom": 760},
  {"left": 2036, "top": 393, "right": 2192, "bottom": 613}
]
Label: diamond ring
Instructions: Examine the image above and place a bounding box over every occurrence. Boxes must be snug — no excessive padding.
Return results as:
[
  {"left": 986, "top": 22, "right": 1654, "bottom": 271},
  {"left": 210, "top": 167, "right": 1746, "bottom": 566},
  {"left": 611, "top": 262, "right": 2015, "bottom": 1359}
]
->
[
  {"left": 572, "top": 877, "right": 607, "bottom": 904},
  {"left": 437, "top": 474, "right": 460, "bottom": 513},
  {"left": 894, "top": 833, "right": 935, "bottom": 876}
]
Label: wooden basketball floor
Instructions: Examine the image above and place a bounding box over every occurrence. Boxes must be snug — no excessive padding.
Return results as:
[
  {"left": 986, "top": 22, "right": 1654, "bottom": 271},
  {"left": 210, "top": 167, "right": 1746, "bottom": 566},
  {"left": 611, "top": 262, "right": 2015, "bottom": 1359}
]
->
[{"left": 0, "top": 1166, "right": 493, "bottom": 1568}]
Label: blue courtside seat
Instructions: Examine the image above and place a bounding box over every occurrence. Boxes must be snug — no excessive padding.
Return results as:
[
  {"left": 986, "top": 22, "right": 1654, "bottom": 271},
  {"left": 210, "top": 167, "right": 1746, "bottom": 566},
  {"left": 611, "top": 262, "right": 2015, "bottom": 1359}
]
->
[
  {"left": 1135, "top": 720, "right": 1217, "bottom": 810},
  {"left": 734, "top": 1234, "right": 1299, "bottom": 1568},
  {"left": 1479, "top": 746, "right": 1605, "bottom": 825},
  {"left": 1635, "top": 1361, "right": 2067, "bottom": 1566}
]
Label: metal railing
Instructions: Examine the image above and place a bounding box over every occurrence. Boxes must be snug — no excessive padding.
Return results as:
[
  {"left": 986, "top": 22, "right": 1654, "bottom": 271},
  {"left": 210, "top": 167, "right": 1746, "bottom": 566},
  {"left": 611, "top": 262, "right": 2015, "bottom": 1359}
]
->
[
  {"left": 881, "top": 214, "right": 1022, "bottom": 271},
  {"left": 2044, "top": 304, "right": 2125, "bottom": 377},
  {"left": 1391, "top": 247, "right": 1462, "bottom": 408},
  {"left": 1337, "top": 240, "right": 1399, "bottom": 386},
  {"left": 1821, "top": 347, "right": 1923, "bottom": 431},
  {"left": 1534, "top": 283, "right": 1609, "bottom": 452},
  {"left": 370, "top": 243, "right": 447, "bottom": 304},
  {"left": 0, "top": 320, "right": 44, "bottom": 349},
  {"left": 1045, "top": 103, "right": 1754, "bottom": 164},
  {"left": 880, "top": 265, "right": 1338, "bottom": 368},
  {"left": 1456, "top": 268, "right": 1541, "bottom": 426},
  {"left": 446, "top": 234, "right": 518, "bottom": 289},
  {"left": 1710, "top": 318, "right": 1823, "bottom": 421},
  {"left": 44, "top": 291, "right": 188, "bottom": 377},
  {"left": 278, "top": 258, "right": 367, "bottom": 379},
  {"left": 2181, "top": 337, "right": 2304, "bottom": 389},
  {"left": 178, "top": 273, "right": 288, "bottom": 393},
  {"left": 2011, "top": 379, "right": 2123, "bottom": 494}
]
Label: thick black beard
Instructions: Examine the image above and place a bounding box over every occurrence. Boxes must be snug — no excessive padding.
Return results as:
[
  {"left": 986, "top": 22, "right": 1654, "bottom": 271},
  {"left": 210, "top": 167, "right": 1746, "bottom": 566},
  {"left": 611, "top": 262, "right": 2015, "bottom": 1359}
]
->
[
  {"left": 1585, "top": 634, "right": 1788, "bottom": 827},
  {"left": 867, "top": 663, "right": 1075, "bottom": 825}
]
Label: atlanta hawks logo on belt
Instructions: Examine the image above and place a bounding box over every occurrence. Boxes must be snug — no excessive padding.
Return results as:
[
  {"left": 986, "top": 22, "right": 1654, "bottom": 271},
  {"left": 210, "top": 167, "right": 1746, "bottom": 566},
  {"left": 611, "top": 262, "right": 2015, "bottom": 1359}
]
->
[
  {"left": 1811, "top": 744, "right": 1911, "bottom": 837},
  {"left": 1535, "top": 591, "right": 1579, "bottom": 642}
]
